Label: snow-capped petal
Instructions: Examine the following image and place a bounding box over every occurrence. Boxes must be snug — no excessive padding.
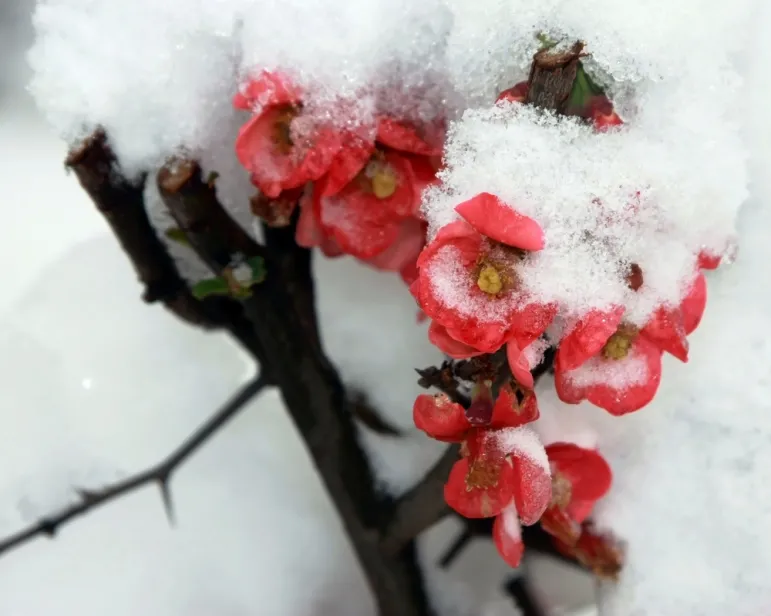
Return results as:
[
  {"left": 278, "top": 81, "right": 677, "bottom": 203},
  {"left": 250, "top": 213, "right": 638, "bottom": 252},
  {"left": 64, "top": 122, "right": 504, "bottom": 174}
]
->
[
  {"left": 455, "top": 192, "right": 545, "bottom": 251},
  {"left": 233, "top": 71, "right": 301, "bottom": 111},
  {"left": 641, "top": 306, "right": 689, "bottom": 362},
  {"left": 556, "top": 335, "right": 663, "bottom": 415},
  {"left": 493, "top": 504, "right": 525, "bottom": 568},
  {"left": 556, "top": 307, "right": 625, "bottom": 372},
  {"left": 376, "top": 117, "right": 444, "bottom": 156}
]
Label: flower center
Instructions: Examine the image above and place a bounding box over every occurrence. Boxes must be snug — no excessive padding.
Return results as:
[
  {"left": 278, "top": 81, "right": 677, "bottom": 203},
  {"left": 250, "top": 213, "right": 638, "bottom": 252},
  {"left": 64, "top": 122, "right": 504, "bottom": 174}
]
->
[
  {"left": 477, "top": 264, "right": 503, "bottom": 295},
  {"left": 272, "top": 105, "right": 299, "bottom": 154},
  {"left": 550, "top": 471, "right": 573, "bottom": 509},
  {"left": 466, "top": 460, "right": 501, "bottom": 490},
  {"left": 602, "top": 324, "right": 638, "bottom": 360},
  {"left": 363, "top": 156, "right": 398, "bottom": 200}
]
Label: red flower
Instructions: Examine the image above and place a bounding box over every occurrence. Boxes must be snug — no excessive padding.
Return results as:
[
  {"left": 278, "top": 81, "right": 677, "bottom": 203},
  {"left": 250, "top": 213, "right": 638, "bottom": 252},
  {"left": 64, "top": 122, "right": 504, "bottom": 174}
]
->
[
  {"left": 540, "top": 443, "right": 612, "bottom": 546},
  {"left": 413, "top": 389, "right": 550, "bottom": 524},
  {"left": 235, "top": 72, "right": 343, "bottom": 198},
  {"left": 313, "top": 149, "right": 419, "bottom": 259},
  {"left": 554, "top": 309, "right": 663, "bottom": 415},
  {"left": 413, "top": 194, "right": 555, "bottom": 384}
]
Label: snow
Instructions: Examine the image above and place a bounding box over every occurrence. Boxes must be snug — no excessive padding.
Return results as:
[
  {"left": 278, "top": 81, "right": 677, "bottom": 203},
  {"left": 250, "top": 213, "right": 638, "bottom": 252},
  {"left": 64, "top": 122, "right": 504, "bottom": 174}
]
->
[
  {"left": 495, "top": 426, "right": 551, "bottom": 474},
  {"left": 17, "top": 0, "right": 771, "bottom": 613},
  {"left": 530, "top": 10, "right": 771, "bottom": 609},
  {"left": 566, "top": 352, "right": 648, "bottom": 389}
]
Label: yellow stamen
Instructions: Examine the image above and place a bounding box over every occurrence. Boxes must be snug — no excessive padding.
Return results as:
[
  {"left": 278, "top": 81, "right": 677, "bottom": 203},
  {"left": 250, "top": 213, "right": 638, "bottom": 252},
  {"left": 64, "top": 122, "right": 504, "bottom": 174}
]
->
[
  {"left": 371, "top": 167, "right": 397, "bottom": 199},
  {"left": 477, "top": 264, "right": 503, "bottom": 295},
  {"left": 602, "top": 324, "right": 638, "bottom": 360}
]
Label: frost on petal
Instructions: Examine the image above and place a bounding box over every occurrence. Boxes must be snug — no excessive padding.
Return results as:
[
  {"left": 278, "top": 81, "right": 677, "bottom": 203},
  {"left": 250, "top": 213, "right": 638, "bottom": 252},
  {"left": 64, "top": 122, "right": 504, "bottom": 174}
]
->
[
  {"left": 444, "top": 457, "right": 515, "bottom": 519},
  {"left": 455, "top": 192, "right": 545, "bottom": 251},
  {"left": 641, "top": 306, "right": 689, "bottom": 362},
  {"left": 493, "top": 504, "right": 525, "bottom": 568},
  {"left": 494, "top": 426, "right": 551, "bottom": 525},
  {"left": 556, "top": 336, "right": 663, "bottom": 415},
  {"left": 376, "top": 117, "right": 444, "bottom": 157},
  {"left": 233, "top": 71, "right": 301, "bottom": 112},
  {"left": 413, "top": 393, "right": 469, "bottom": 441}
]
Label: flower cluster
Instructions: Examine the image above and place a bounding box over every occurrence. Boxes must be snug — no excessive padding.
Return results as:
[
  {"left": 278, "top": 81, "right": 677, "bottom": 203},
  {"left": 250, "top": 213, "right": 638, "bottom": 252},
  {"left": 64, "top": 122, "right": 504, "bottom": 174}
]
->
[
  {"left": 413, "top": 382, "right": 551, "bottom": 567},
  {"left": 413, "top": 80, "right": 716, "bottom": 416},
  {"left": 234, "top": 71, "right": 442, "bottom": 283}
]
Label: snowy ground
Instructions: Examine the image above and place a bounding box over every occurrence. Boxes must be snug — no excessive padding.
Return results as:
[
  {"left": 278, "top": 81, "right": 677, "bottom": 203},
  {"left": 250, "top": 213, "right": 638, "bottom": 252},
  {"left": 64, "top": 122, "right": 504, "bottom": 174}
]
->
[{"left": 3, "top": 1, "right": 771, "bottom": 615}]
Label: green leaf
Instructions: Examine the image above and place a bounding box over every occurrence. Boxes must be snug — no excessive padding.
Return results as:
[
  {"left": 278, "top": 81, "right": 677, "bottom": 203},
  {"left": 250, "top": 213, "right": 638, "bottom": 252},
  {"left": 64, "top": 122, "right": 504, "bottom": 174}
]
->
[
  {"left": 245, "top": 256, "right": 266, "bottom": 284},
  {"left": 568, "top": 63, "right": 606, "bottom": 113},
  {"left": 192, "top": 277, "right": 230, "bottom": 299},
  {"left": 165, "top": 227, "right": 191, "bottom": 247}
]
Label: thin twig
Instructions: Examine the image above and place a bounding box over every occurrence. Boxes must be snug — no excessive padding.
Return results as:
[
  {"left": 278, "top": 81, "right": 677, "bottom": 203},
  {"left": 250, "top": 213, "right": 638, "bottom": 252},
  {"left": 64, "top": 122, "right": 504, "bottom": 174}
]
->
[{"left": 0, "top": 374, "right": 268, "bottom": 558}]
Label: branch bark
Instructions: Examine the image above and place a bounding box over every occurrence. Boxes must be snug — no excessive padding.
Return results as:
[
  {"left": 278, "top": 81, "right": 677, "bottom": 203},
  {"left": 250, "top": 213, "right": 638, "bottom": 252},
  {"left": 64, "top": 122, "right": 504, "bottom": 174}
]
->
[
  {"left": 526, "top": 41, "right": 584, "bottom": 113},
  {"left": 157, "top": 160, "right": 436, "bottom": 616},
  {"left": 66, "top": 133, "right": 266, "bottom": 362},
  {"left": 0, "top": 374, "right": 267, "bottom": 557}
]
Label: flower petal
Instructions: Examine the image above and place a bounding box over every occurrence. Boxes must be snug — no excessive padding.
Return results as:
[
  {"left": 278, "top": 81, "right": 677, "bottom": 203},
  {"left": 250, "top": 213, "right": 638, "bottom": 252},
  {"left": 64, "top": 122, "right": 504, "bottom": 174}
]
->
[
  {"left": 540, "top": 506, "right": 582, "bottom": 546},
  {"left": 364, "top": 217, "right": 425, "bottom": 273},
  {"left": 376, "top": 117, "right": 444, "bottom": 156},
  {"left": 493, "top": 504, "right": 525, "bottom": 568},
  {"left": 641, "top": 306, "right": 689, "bottom": 362},
  {"left": 490, "top": 383, "right": 539, "bottom": 429},
  {"left": 428, "top": 321, "right": 485, "bottom": 359},
  {"left": 496, "top": 82, "right": 529, "bottom": 104},
  {"left": 682, "top": 272, "right": 707, "bottom": 335},
  {"left": 506, "top": 340, "right": 534, "bottom": 389},
  {"left": 556, "top": 307, "right": 625, "bottom": 372},
  {"left": 545, "top": 443, "right": 612, "bottom": 503},
  {"left": 233, "top": 71, "right": 301, "bottom": 111},
  {"left": 455, "top": 192, "right": 545, "bottom": 251},
  {"left": 413, "top": 393, "right": 469, "bottom": 441},
  {"left": 444, "top": 457, "right": 515, "bottom": 519},
  {"left": 321, "top": 132, "right": 375, "bottom": 197}
]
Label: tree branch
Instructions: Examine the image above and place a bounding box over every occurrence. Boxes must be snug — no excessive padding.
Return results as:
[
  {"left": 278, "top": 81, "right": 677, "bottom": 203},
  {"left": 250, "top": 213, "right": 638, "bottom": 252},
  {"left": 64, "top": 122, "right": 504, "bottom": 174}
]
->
[
  {"left": 66, "top": 133, "right": 224, "bottom": 329},
  {"left": 157, "top": 160, "right": 436, "bottom": 616},
  {"left": 66, "top": 132, "right": 267, "bottom": 363},
  {"left": 381, "top": 444, "right": 457, "bottom": 555},
  {"left": 0, "top": 373, "right": 268, "bottom": 558},
  {"left": 526, "top": 41, "right": 584, "bottom": 112}
]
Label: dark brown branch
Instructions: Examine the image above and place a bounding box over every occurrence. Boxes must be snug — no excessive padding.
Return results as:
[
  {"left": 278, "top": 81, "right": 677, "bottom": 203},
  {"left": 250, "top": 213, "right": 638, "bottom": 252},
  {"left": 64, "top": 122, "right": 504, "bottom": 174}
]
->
[
  {"left": 66, "top": 132, "right": 227, "bottom": 329},
  {"left": 381, "top": 444, "right": 458, "bottom": 555},
  {"left": 157, "top": 161, "right": 435, "bottom": 616},
  {"left": 0, "top": 373, "right": 268, "bottom": 558},
  {"left": 504, "top": 577, "right": 548, "bottom": 616},
  {"left": 526, "top": 41, "right": 584, "bottom": 113}
]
